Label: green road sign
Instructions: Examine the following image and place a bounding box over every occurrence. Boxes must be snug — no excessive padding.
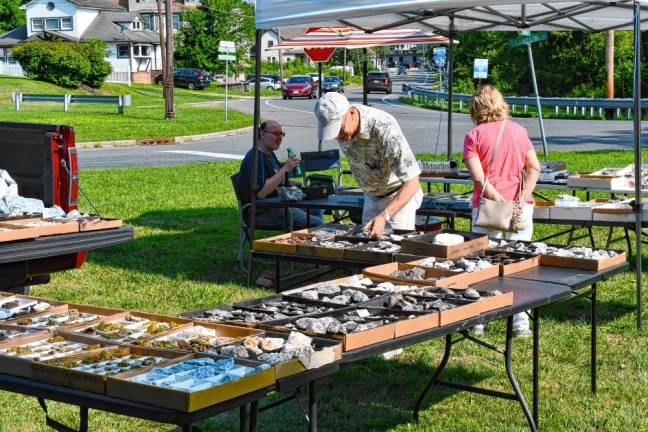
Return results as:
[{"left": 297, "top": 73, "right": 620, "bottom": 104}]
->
[{"left": 508, "top": 32, "right": 548, "bottom": 48}]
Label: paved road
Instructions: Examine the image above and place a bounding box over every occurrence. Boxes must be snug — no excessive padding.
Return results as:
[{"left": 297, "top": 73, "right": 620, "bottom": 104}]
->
[{"left": 78, "top": 72, "right": 647, "bottom": 168}]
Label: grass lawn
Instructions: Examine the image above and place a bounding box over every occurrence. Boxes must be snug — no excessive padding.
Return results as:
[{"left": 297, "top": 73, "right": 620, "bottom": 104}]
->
[
  {"left": 0, "top": 150, "right": 646, "bottom": 431},
  {"left": 0, "top": 76, "right": 255, "bottom": 142}
]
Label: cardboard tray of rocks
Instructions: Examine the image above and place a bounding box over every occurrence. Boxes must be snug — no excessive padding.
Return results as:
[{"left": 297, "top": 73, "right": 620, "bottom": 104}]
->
[
  {"left": 106, "top": 353, "right": 275, "bottom": 412},
  {"left": 132, "top": 321, "right": 264, "bottom": 352},
  {"left": 462, "top": 250, "right": 540, "bottom": 276},
  {"left": 212, "top": 330, "right": 342, "bottom": 380},
  {"left": 65, "top": 311, "right": 194, "bottom": 344},
  {"left": 4, "top": 303, "right": 125, "bottom": 331},
  {"left": 0, "top": 331, "right": 114, "bottom": 379},
  {"left": 0, "top": 218, "right": 79, "bottom": 237},
  {"left": 179, "top": 304, "right": 312, "bottom": 328},
  {"left": 365, "top": 261, "right": 500, "bottom": 289},
  {"left": 264, "top": 307, "right": 434, "bottom": 350},
  {"left": 235, "top": 294, "right": 347, "bottom": 314},
  {"left": 343, "top": 241, "right": 399, "bottom": 264},
  {"left": 282, "top": 277, "right": 393, "bottom": 305},
  {"left": 489, "top": 240, "right": 626, "bottom": 272},
  {"left": 400, "top": 230, "right": 488, "bottom": 259},
  {"left": 77, "top": 216, "right": 123, "bottom": 232},
  {"left": 334, "top": 229, "right": 418, "bottom": 245},
  {"left": 252, "top": 232, "right": 299, "bottom": 254},
  {"left": 31, "top": 345, "right": 186, "bottom": 394}
]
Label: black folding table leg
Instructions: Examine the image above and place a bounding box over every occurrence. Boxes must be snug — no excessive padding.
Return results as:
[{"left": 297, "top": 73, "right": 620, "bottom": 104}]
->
[
  {"left": 309, "top": 380, "right": 318, "bottom": 432},
  {"left": 504, "top": 316, "right": 537, "bottom": 432},
  {"left": 275, "top": 260, "right": 281, "bottom": 292},
  {"left": 240, "top": 404, "right": 249, "bottom": 432},
  {"left": 413, "top": 334, "right": 452, "bottom": 423},
  {"left": 591, "top": 283, "right": 597, "bottom": 394},
  {"left": 181, "top": 424, "right": 192, "bottom": 432},
  {"left": 532, "top": 309, "right": 539, "bottom": 429},
  {"left": 249, "top": 400, "right": 259, "bottom": 432}
]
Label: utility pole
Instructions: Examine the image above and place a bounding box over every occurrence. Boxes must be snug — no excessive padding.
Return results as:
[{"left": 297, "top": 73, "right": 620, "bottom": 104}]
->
[
  {"left": 156, "top": 0, "right": 166, "bottom": 86},
  {"left": 343, "top": 48, "right": 347, "bottom": 82},
  {"left": 277, "top": 28, "right": 284, "bottom": 83},
  {"left": 163, "top": 0, "right": 175, "bottom": 120},
  {"left": 606, "top": 30, "right": 615, "bottom": 99}
]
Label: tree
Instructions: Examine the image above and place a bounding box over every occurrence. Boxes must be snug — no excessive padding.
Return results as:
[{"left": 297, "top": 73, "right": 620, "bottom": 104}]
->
[
  {"left": 175, "top": 0, "right": 255, "bottom": 74},
  {"left": 12, "top": 39, "right": 111, "bottom": 88},
  {"left": 0, "top": 0, "right": 25, "bottom": 34}
]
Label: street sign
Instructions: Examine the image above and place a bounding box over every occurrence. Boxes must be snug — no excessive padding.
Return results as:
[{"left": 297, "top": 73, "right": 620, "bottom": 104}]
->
[
  {"left": 304, "top": 47, "right": 336, "bottom": 63},
  {"left": 508, "top": 32, "right": 548, "bottom": 48},
  {"left": 433, "top": 47, "right": 446, "bottom": 68},
  {"left": 473, "top": 58, "right": 488, "bottom": 79},
  {"left": 219, "top": 46, "right": 236, "bottom": 53},
  {"left": 219, "top": 40, "right": 235, "bottom": 48},
  {"left": 218, "top": 54, "right": 236, "bottom": 61}
]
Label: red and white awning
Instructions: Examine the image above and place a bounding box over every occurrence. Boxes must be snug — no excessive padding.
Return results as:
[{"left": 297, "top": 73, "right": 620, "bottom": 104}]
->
[{"left": 271, "top": 26, "right": 452, "bottom": 50}]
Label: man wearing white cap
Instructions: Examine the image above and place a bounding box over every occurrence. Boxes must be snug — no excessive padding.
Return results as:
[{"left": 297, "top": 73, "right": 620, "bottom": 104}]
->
[{"left": 315, "top": 92, "right": 423, "bottom": 237}]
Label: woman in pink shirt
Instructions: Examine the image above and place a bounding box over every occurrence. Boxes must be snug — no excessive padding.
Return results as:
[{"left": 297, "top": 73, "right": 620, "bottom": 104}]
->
[
  {"left": 463, "top": 85, "right": 541, "bottom": 240},
  {"left": 463, "top": 85, "right": 541, "bottom": 336}
]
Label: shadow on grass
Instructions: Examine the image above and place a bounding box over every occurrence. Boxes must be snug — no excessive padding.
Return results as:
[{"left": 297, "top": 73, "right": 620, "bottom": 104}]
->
[
  {"left": 542, "top": 296, "right": 637, "bottom": 326},
  {"left": 85, "top": 206, "right": 292, "bottom": 285}
]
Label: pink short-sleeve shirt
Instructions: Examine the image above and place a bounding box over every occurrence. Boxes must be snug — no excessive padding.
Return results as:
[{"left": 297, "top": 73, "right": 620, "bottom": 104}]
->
[{"left": 463, "top": 120, "right": 534, "bottom": 208}]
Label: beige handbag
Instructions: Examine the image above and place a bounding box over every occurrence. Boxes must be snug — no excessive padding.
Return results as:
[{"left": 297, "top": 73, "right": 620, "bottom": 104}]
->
[{"left": 474, "top": 121, "right": 523, "bottom": 232}]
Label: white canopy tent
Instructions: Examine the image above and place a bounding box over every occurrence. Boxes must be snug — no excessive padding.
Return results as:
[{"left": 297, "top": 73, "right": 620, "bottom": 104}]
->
[{"left": 249, "top": 1, "right": 644, "bottom": 336}]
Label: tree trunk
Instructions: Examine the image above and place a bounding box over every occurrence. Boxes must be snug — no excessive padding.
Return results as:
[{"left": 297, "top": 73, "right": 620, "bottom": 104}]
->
[
  {"left": 606, "top": 30, "right": 615, "bottom": 99},
  {"left": 164, "top": 0, "right": 175, "bottom": 120}
]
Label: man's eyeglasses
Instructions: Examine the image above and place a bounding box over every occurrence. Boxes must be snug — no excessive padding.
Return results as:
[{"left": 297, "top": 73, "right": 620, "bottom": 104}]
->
[{"left": 265, "top": 131, "right": 286, "bottom": 137}]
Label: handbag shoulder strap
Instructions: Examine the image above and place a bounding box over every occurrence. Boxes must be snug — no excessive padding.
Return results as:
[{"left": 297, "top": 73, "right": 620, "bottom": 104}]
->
[{"left": 484, "top": 120, "right": 506, "bottom": 186}]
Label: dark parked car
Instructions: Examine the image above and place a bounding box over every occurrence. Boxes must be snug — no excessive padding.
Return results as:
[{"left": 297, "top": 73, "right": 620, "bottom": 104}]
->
[
  {"left": 321, "top": 75, "right": 344, "bottom": 93},
  {"left": 259, "top": 74, "right": 283, "bottom": 84},
  {"left": 154, "top": 68, "right": 211, "bottom": 90},
  {"left": 282, "top": 75, "right": 316, "bottom": 99},
  {"left": 367, "top": 71, "right": 392, "bottom": 94}
]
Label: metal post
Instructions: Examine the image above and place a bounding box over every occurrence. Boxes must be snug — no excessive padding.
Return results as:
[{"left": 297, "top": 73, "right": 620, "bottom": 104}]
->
[
  {"left": 249, "top": 29, "right": 263, "bottom": 286},
  {"left": 632, "top": 0, "right": 643, "bottom": 330},
  {"left": 362, "top": 47, "right": 368, "bottom": 106},
  {"left": 527, "top": 44, "right": 548, "bottom": 156},
  {"left": 64, "top": 94, "right": 70, "bottom": 112},
  {"left": 445, "top": 16, "right": 455, "bottom": 193},
  {"left": 318, "top": 62, "right": 322, "bottom": 99},
  {"left": 225, "top": 60, "right": 229, "bottom": 122}
]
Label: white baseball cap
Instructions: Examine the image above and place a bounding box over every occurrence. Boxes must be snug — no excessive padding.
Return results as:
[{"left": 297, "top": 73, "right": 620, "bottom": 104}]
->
[{"left": 314, "top": 92, "right": 351, "bottom": 140}]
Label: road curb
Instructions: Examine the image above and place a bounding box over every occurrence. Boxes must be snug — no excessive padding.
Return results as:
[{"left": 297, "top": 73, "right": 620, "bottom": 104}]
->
[{"left": 78, "top": 126, "right": 254, "bottom": 149}]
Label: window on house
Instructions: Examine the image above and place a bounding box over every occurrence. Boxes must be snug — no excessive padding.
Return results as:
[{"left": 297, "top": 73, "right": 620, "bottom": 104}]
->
[
  {"left": 267, "top": 40, "right": 274, "bottom": 48},
  {"left": 6, "top": 49, "right": 16, "bottom": 64},
  {"left": 61, "top": 17, "right": 73, "bottom": 30},
  {"left": 172, "top": 14, "right": 181, "bottom": 30},
  {"left": 133, "top": 44, "right": 151, "bottom": 57},
  {"left": 141, "top": 14, "right": 154, "bottom": 31},
  {"left": 31, "top": 18, "right": 44, "bottom": 31},
  {"left": 45, "top": 18, "right": 60, "bottom": 30},
  {"left": 132, "top": 19, "right": 142, "bottom": 30},
  {"left": 117, "top": 45, "right": 130, "bottom": 58}
]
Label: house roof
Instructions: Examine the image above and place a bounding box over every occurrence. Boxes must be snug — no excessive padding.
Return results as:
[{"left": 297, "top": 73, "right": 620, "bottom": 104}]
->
[
  {"left": 81, "top": 12, "right": 159, "bottom": 43},
  {"left": 65, "top": 0, "right": 125, "bottom": 11},
  {"left": 0, "top": 25, "right": 27, "bottom": 47}
]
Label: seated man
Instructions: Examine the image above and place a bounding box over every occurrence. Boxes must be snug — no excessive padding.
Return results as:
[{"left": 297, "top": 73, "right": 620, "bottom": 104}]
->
[{"left": 238, "top": 120, "right": 323, "bottom": 229}]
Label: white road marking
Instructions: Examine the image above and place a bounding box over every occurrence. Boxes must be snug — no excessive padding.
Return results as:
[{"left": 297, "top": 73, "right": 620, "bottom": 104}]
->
[
  {"left": 381, "top": 93, "right": 440, "bottom": 114},
  {"left": 265, "top": 99, "right": 314, "bottom": 114},
  {"left": 159, "top": 150, "right": 244, "bottom": 160}
]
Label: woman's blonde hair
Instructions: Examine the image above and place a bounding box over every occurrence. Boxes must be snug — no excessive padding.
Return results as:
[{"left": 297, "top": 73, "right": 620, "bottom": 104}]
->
[{"left": 469, "top": 85, "right": 509, "bottom": 124}]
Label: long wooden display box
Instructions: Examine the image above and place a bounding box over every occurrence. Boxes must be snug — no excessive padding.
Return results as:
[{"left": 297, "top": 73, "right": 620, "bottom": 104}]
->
[{"left": 400, "top": 230, "right": 488, "bottom": 259}]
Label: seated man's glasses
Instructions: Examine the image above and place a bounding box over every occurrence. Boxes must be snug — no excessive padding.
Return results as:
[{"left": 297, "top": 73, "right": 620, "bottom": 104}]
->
[{"left": 266, "top": 131, "right": 286, "bottom": 137}]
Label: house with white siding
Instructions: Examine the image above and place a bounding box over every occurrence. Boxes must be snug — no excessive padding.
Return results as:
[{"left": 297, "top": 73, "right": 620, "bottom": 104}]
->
[{"left": 0, "top": 0, "right": 197, "bottom": 83}]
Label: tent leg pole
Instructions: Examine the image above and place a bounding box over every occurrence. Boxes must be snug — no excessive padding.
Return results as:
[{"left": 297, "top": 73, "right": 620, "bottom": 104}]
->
[
  {"left": 445, "top": 16, "right": 455, "bottom": 193},
  {"left": 249, "top": 29, "right": 263, "bottom": 286},
  {"left": 632, "top": 0, "right": 643, "bottom": 330},
  {"left": 363, "top": 47, "right": 368, "bottom": 106}
]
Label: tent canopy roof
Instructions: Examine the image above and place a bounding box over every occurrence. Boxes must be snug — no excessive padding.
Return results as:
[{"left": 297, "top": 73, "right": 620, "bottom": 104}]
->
[
  {"left": 271, "top": 26, "right": 451, "bottom": 49},
  {"left": 256, "top": 0, "right": 648, "bottom": 33}
]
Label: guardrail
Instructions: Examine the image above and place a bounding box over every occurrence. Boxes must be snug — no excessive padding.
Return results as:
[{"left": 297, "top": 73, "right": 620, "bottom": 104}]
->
[
  {"left": 11, "top": 92, "right": 132, "bottom": 114},
  {"left": 404, "top": 85, "right": 647, "bottom": 119}
]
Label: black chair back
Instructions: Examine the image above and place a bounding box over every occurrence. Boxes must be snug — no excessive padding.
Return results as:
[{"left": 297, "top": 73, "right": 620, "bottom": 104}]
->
[
  {"left": 300, "top": 149, "right": 341, "bottom": 172},
  {"left": 231, "top": 172, "right": 244, "bottom": 203}
]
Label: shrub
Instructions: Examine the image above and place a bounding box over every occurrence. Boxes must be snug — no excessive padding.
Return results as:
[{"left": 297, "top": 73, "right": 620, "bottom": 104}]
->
[{"left": 12, "top": 39, "right": 111, "bottom": 88}]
